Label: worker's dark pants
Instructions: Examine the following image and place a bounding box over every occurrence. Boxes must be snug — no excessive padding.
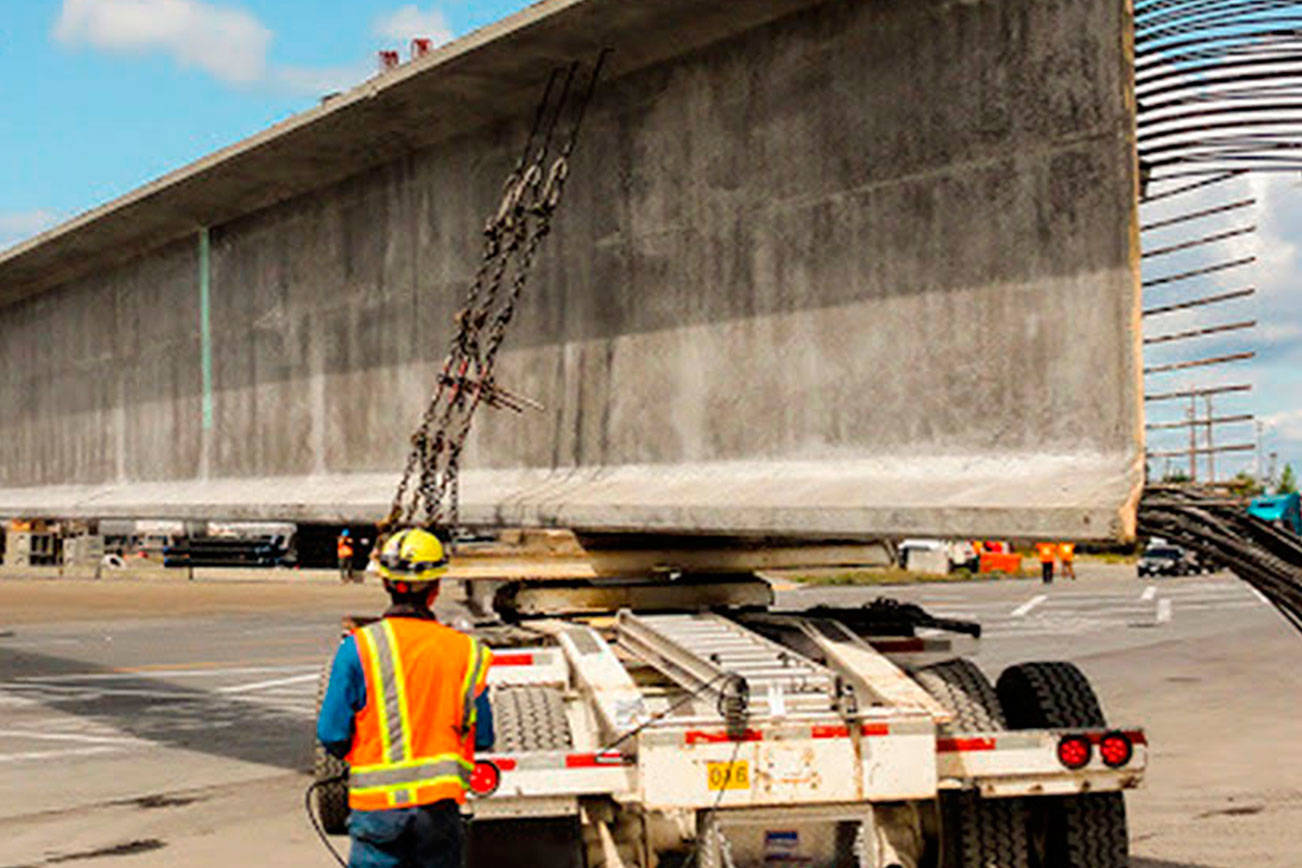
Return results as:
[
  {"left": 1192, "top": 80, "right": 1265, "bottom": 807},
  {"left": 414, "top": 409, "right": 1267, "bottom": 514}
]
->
[
  {"left": 348, "top": 800, "right": 463, "bottom": 868},
  {"left": 1041, "top": 561, "right": 1054, "bottom": 584}
]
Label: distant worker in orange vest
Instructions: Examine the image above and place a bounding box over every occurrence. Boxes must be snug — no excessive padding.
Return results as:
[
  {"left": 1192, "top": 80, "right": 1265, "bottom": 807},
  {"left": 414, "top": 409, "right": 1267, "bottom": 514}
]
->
[
  {"left": 1035, "top": 541, "right": 1057, "bottom": 584},
  {"left": 337, "top": 530, "right": 355, "bottom": 584},
  {"left": 317, "top": 528, "right": 494, "bottom": 867},
  {"left": 1059, "top": 541, "right": 1077, "bottom": 580}
]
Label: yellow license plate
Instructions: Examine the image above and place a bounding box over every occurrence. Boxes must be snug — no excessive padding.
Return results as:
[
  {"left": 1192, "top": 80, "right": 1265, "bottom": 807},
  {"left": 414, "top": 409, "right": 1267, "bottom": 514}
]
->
[{"left": 706, "top": 760, "right": 751, "bottom": 791}]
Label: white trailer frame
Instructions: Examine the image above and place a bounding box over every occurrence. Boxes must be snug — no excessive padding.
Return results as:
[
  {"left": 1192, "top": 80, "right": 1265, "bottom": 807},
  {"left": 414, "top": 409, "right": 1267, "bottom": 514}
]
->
[{"left": 466, "top": 614, "right": 1147, "bottom": 865}]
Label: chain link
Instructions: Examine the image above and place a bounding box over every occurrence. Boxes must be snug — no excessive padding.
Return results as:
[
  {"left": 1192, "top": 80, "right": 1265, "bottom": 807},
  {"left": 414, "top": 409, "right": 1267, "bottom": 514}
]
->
[
  {"left": 715, "top": 823, "right": 737, "bottom": 868},
  {"left": 384, "top": 52, "right": 609, "bottom": 535}
]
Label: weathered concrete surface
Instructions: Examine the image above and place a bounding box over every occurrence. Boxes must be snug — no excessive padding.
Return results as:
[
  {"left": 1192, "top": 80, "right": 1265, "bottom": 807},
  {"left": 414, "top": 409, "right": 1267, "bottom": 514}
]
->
[{"left": 0, "top": 0, "right": 1144, "bottom": 539}]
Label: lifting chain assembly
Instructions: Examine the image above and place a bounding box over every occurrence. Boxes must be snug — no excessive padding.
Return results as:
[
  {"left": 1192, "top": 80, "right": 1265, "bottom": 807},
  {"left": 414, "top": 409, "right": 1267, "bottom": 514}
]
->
[{"left": 385, "top": 52, "right": 609, "bottom": 534}]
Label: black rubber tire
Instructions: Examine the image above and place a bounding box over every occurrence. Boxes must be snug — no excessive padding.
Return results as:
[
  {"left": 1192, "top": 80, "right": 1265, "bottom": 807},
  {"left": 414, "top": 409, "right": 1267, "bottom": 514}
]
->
[
  {"left": 995, "top": 662, "right": 1128, "bottom": 868},
  {"left": 914, "top": 659, "right": 1030, "bottom": 868},
  {"left": 492, "top": 686, "right": 573, "bottom": 752},
  {"left": 996, "top": 662, "right": 1105, "bottom": 730},
  {"left": 313, "top": 658, "right": 351, "bottom": 836}
]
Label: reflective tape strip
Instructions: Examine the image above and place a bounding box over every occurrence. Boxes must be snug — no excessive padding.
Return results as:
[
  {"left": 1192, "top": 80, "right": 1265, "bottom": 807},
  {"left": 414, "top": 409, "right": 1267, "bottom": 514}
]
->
[
  {"left": 460, "top": 639, "right": 489, "bottom": 734},
  {"left": 492, "top": 653, "right": 535, "bottom": 666},
  {"left": 684, "top": 729, "right": 762, "bottom": 745},
  {"left": 937, "top": 737, "right": 998, "bottom": 753},
  {"left": 354, "top": 627, "right": 394, "bottom": 763},
  {"left": 351, "top": 756, "right": 471, "bottom": 791},
  {"left": 362, "top": 622, "right": 410, "bottom": 765},
  {"left": 380, "top": 620, "right": 414, "bottom": 763}
]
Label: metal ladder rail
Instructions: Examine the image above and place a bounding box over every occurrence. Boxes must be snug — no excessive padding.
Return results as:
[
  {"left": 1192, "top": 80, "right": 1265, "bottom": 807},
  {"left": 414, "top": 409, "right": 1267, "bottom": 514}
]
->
[{"left": 615, "top": 611, "right": 839, "bottom": 716}]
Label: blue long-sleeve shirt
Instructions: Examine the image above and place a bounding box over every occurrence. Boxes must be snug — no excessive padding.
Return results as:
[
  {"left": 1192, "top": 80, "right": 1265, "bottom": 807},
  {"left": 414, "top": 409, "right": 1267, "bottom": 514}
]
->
[{"left": 317, "top": 633, "right": 494, "bottom": 759}]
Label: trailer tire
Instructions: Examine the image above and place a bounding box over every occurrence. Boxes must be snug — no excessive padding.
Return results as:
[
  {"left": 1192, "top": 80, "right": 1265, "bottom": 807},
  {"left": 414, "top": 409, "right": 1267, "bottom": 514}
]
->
[
  {"left": 914, "top": 658, "right": 1007, "bottom": 731},
  {"left": 996, "top": 662, "right": 1128, "bottom": 868},
  {"left": 914, "top": 659, "right": 1030, "bottom": 868},
  {"left": 313, "top": 659, "right": 350, "bottom": 836},
  {"left": 492, "top": 686, "right": 573, "bottom": 752}
]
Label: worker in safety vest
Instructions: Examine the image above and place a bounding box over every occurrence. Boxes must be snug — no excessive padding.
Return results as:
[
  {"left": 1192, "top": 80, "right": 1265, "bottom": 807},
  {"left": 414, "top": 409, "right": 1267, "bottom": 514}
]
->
[
  {"left": 337, "top": 530, "right": 355, "bottom": 584},
  {"left": 1059, "top": 541, "right": 1077, "bottom": 580},
  {"left": 317, "top": 528, "right": 494, "bottom": 868},
  {"left": 1035, "top": 541, "right": 1057, "bottom": 585}
]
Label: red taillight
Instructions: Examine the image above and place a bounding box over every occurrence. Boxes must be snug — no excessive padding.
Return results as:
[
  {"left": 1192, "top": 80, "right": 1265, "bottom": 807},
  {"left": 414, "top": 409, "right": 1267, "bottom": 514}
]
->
[
  {"left": 468, "top": 760, "right": 501, "bottom": 797},
  {"left": 1098, "top": 731, "right": 1133, "bottom": 768},
  {"left": 1057, "top": 735, "right": 1092, "bottom": 770}
]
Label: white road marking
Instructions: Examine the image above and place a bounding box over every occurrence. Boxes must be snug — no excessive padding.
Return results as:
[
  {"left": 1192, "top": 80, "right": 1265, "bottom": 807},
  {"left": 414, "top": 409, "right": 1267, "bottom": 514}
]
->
[
  {"left": 0, "top": 683, "right": 197, "bottom": 700},
  {"left": 0, "top": 729, "right": 146, "bottom": 746},
  {"left": 255, "top": 685, "right": 316, "bottom": 696},
  {"left": 1170, "top": 601, "right": 1260, "bottom": 611},
  {"left": 0, "top": 746, "right": 123, "bottom": 764},
  {"left": 1011, "top": 595, "right": 1048, "bottom": 617},
  {"left": 1250, "top": 588, "right": 1271, "bottom": 606},
  {"left": 915, "top": 580, "right": 1267, "bottom": 638},
  {"left": 217, "top": 673, "right": 319, "bottom": 694},
  {"left": 0, "top": 638, "right": 83, "bottom": 648},
  {"left": 14, "top": 664, "right": 318, "bottom": 683}
]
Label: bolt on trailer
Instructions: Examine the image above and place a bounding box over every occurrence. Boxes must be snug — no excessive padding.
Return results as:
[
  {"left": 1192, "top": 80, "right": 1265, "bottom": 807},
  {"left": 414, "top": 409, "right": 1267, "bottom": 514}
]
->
[{"left": 314, "top": 578, "right": 1145, "bottom": 867}]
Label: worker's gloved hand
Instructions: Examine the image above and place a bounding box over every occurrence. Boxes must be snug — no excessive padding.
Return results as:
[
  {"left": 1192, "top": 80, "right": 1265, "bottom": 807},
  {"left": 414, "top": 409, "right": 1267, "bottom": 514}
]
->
[{"left": 474, "top": 692, "right": 495, "bottom": 750}]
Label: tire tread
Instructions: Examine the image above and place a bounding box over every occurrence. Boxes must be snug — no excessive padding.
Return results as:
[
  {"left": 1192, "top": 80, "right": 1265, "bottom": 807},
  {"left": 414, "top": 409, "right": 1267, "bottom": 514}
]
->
[
  {"left": 996, "top": 662, "right": 1128, "bottom": 868},
  {"left": 313, "top": 659, "right": 350, "bottom": 835},
  {"left": 915, "top": 659, "right": 1029, "bottom": 868}
]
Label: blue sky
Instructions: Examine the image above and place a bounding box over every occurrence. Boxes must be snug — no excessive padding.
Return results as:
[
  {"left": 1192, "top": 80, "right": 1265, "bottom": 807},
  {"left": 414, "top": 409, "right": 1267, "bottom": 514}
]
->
[
  {"left": 0, "top": 1, "right": 529, "bottom": 228},
  {"left": 0, "top": 0, "right": 1298, "bottom": 481}
]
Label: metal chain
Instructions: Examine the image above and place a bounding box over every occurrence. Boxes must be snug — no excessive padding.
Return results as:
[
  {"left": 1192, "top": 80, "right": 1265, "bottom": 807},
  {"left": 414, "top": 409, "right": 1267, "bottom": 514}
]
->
[
  {"left": 384, "top": 51, "right": 609, "bottom": 534},
  {"left": 384, "top": 69, "right": 568, "bottom": 526},
  {"left": 716, "top": 824, "right": 737, "bottom": 868}
]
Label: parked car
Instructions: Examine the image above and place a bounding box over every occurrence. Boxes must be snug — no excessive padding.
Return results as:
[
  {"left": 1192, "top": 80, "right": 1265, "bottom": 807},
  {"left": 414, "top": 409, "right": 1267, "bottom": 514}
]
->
[{"left": 1137, "top": 543, "right": 1200, "bottom": 578}]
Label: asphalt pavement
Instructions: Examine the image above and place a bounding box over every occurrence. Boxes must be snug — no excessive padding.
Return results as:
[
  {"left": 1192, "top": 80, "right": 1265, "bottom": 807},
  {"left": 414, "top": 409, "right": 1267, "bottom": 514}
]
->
[{"left": 0, "top": 565, "right": 1298, "bottom": 866}]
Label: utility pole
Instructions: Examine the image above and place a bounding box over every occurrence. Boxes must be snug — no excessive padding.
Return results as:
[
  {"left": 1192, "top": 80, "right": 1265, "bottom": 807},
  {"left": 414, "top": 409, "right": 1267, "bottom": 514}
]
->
[
  {"left": 1188, "top": 395, "right": 1198, "bottom": 482},
  {"left": 1256, "top": 420, "right": 1265, "bottom": 480},
  {"left": 1204, "top": 395, "right": 1216, "bottom": 483}
]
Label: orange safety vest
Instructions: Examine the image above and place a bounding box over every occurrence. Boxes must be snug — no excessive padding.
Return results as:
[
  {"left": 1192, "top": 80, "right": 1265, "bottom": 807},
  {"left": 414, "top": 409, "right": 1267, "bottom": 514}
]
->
[
  {"left": 1035, "top": 542, "right": 1057, "bottom": 563},
  {"left": 1058, "top": 542, "right": 1076, "bottom": 562},
  {"left": 347, "top": 618, "right": 492, "bottom": 811},
  {"left": 338, "top": 540, "right": 354, "bottom": 559}
]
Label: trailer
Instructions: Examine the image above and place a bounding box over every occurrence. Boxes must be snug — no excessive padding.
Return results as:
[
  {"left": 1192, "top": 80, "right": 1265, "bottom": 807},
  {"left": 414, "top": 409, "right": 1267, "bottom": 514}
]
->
[{"left": 314, "top": 577, "right": 1143, "bottom": 867}]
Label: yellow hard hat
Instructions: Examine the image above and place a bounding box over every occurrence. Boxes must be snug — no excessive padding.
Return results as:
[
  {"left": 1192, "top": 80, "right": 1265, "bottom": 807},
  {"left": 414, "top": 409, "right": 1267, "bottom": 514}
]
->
[{"left": 377, "top": 528, "right": 449, "bottom": 591}]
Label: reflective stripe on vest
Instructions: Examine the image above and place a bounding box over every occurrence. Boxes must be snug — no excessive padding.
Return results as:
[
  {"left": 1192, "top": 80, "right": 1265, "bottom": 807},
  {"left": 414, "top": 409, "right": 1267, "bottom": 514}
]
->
[
  {"left": 355, "top": 621, "right": 410, "bottom": 765},
  {"left": 350, "top": 754, "right": 472, "bottom": 803},
  {"left": 460, "top": 639, "right": 489, "bottom": 735}
]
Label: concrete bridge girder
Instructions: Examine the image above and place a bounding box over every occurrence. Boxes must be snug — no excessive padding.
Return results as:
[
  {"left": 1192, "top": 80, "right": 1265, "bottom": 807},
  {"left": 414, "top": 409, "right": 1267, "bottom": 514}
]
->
[{"left": 0, "top": 0, "right": 1143, "bottom": 540}]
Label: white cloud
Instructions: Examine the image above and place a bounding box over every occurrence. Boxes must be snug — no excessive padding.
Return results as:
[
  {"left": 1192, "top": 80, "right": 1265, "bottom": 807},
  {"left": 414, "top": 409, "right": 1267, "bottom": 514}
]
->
[
  {"left": 1263, "top": 408, "right": 1302, "bottom": 443},
  {"left": 0, "top": 210, "right": 61, "bottom": 251},
  {"left": 274, "top": 63, "right": 371, "bottom": 97},
  {"left": 372, "top": 5, "right": 453, "bottom": 45},
  {"left": 54, "top": 0, "right": 272, "bottom": 86},
  {"left": 51, "top": 0, "right": 373, "bottom": 95},
  {"left": 1260, "top": 322, "right": 1302, "bottom": 346}
]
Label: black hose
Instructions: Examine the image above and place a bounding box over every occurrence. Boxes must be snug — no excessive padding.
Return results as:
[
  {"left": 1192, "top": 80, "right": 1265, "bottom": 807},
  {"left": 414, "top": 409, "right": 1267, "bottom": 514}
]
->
[{"left": 305, "top": 775, "right": 349, "bottom": 867}]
